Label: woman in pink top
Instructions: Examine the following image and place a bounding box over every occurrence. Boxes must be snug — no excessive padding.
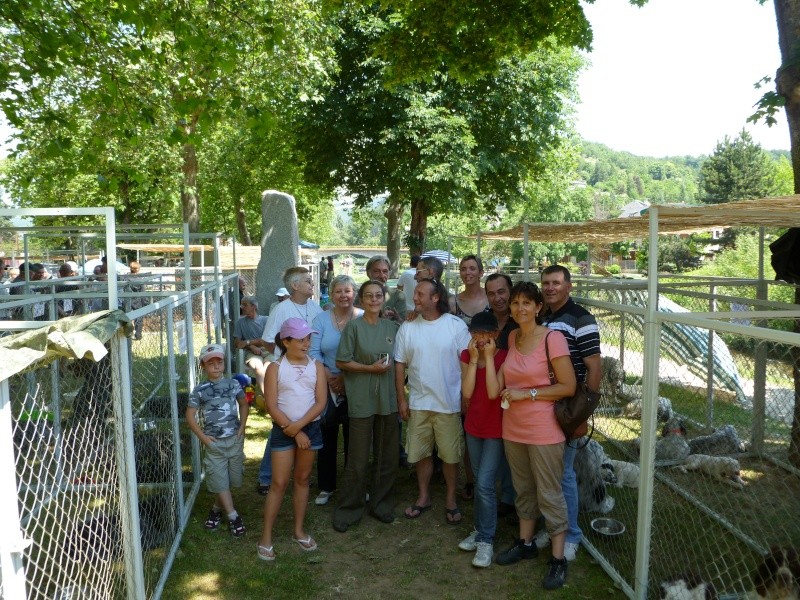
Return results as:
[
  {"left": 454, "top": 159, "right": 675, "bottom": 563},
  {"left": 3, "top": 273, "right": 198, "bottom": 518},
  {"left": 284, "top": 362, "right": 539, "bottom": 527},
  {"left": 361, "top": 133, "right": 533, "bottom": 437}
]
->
[{"left": 484, "top": 281, "right": 576, "bottom": 590}]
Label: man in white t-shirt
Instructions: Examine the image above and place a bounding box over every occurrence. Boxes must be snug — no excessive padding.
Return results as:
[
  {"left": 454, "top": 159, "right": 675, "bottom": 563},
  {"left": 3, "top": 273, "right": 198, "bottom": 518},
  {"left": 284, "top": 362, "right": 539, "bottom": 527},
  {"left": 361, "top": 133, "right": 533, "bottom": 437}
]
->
[
  {"left": 396, "top": 255, "right": 420, "bottom": 313},
  {"left": 394, "top": 278, "right": 470, "bottom": 524},
  {"left": 256, "top": 266, "right": 322, "bottom": 495}
]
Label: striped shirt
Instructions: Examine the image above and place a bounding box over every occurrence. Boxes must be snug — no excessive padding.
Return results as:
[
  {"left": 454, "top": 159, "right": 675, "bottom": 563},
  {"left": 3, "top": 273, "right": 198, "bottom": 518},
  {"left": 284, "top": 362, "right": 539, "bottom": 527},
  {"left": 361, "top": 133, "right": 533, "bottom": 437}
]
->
[{"left": 542, "top": 297, "right": 600, "bottom": 383}]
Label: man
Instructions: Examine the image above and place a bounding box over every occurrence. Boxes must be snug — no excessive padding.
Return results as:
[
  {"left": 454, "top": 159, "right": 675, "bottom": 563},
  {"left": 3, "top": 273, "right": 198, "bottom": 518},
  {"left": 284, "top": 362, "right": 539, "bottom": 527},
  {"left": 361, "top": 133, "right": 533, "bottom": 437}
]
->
[
  {"left": 268, "top": 287, "right": 290, "bottom": 315},
  {"left": 537, "top": 265, "right": 601, "bottom": 562},
  {"left": 397, "top": 255, "right": 420, "bottom": 313},
  {"left": 127, "top": 261, "right": 146, "bottom": 339},
  {"left": 56, "top": 261, "right": 80, "bottom": 318},
  {"left": 358, "top": 255, "right": 406, "bottom": 323},
  {"left": 234, "top": 296, "right": 269, "bottom": 391},
  {"left": 394, "top": 278, "right": 470, "bottom": 523},
  {"left": 256, "top": 266, "right": 322, "bottom": 495}
]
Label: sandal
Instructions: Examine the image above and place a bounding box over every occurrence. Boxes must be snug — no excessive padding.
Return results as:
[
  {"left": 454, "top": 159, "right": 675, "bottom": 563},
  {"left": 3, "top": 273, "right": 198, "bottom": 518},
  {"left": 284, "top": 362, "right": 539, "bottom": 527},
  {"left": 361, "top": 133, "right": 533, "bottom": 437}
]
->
[
  {"left": 292, "top": 535, "right": 318, "bottom": 552},
  {"left": 445, "top": 506, "right": 463, "bottom": 525},
  {"left": 229, "top": 515, "right": 246, "bottom": 537},
  {"left": 204, "top": 509, "right": 222, "bottom": 530},
  {"left": 404, "top": 504, "right": 432, "bottom": 519},
  {"left": 257, "top": 544, "right": 275, "bottom": 561}
]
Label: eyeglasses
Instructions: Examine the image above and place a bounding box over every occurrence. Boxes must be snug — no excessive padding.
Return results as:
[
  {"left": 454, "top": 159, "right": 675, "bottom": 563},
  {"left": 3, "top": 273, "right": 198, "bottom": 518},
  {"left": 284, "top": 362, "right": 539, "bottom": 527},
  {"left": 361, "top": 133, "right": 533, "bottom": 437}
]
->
[{"left": 363, "top": 293, "right": 384, "bottom": 300}]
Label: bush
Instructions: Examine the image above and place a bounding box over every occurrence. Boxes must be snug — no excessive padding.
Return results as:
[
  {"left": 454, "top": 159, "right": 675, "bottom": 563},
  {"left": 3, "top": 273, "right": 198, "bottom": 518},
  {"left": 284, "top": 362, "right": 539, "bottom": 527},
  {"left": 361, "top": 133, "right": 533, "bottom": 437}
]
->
[{"left": 607, "top": 264, "right": 621, "bottom": 275}]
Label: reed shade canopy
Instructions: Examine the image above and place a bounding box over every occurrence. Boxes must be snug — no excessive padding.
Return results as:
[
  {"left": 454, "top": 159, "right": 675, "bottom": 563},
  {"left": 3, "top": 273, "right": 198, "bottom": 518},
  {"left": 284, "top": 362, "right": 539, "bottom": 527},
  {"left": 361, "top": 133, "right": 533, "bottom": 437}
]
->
[{"left": 472, "top": 196, "right": 800, "bottom": 244}]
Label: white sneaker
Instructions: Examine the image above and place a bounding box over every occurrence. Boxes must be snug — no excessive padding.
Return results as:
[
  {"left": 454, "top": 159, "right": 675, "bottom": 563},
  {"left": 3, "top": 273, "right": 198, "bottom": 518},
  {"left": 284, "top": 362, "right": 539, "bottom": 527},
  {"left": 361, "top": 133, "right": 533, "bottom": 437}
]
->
[
  {"left": 472, "top": 542, "right": 493, "bottom": 568},
  {"left": 533, "top": 529, "right": 551, "bottom": 550},
  {"left": 458, "top": 530, "right": 478, "bottom": 551},
  {"left": 315, "top": 490, "right": 333, "bottom": 505},
  {"left": 563, "top": 541, "right": 580, "bottom": 562}
]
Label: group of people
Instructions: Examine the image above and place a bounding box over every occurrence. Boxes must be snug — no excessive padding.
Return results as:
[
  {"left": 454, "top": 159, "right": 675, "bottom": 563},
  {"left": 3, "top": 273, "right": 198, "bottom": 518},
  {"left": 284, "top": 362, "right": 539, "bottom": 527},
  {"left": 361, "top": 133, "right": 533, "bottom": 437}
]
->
[{"left": 186, "top": 253, "right": 601, "bottom": 591}]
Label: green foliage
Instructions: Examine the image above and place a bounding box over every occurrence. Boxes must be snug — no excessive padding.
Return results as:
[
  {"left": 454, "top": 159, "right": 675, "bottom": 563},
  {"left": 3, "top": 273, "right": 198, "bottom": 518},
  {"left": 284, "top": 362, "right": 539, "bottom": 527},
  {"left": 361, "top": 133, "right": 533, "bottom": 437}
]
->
[
  {"left": 700, "top": 130, "right": 778, "bottom": 203},
  {"left": 635, "top": 236, "right": 700, "bottom": 273}
]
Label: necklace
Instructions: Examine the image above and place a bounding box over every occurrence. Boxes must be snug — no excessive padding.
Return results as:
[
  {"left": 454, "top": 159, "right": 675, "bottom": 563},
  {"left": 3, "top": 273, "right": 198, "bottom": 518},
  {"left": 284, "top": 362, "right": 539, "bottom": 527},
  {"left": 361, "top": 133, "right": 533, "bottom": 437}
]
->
[
  {"left": 333, "top": 307, "right": 354, "bottom": 331},
  {"left": 291, "top": 300, "right": 308, "bottom": 322}
]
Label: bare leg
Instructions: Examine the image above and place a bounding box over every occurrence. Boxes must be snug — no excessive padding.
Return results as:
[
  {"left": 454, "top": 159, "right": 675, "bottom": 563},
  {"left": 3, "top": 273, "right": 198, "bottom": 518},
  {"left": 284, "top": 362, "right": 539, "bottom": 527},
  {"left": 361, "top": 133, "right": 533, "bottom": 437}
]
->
[
  {"left": 292, "top": 448, "right": 316, "bottom": 540},
  {"left": 216, "top": 490, "right": 234, "bottom": 515},
  {"left": 519, "top": 516, "right": 535, "bottom": 543},
  {"left": 442, "top": 462, "right": 459, "bottom": 510},
  {"left": 259, "top": 449, "right": 294, "bottom": 549},
  {"left": 405, "top": 456, "right": 433, "bottom": 516},
  {"left": 550, "top": 530, "right": 565, "bottom": 560}
]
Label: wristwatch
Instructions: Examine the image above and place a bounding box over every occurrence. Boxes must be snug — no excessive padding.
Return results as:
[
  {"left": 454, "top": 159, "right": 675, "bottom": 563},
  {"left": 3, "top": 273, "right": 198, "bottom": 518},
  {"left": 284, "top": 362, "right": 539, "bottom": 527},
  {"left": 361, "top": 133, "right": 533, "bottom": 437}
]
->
[{"left": 529, "top": 388, "right": 538, "bottom": 400}]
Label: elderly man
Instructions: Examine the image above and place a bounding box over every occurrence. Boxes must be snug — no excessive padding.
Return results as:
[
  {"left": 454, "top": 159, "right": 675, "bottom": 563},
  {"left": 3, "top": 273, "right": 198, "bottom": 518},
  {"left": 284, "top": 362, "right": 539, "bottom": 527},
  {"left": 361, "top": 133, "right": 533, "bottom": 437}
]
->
[
  {"left": 356, "top": 255, "right": 406, "bottom": 323},
  {"left": 255, "top": 266, "right": 322, "bottom": 495},
  {"left": 394, "top": 278, "right": 470, "bottom": 523},
  {"left": 234, "top": 296, "right": 269, "bottom": 391},
  {"left": 536, "top": 265, "right": 602, "bottom": 563}
]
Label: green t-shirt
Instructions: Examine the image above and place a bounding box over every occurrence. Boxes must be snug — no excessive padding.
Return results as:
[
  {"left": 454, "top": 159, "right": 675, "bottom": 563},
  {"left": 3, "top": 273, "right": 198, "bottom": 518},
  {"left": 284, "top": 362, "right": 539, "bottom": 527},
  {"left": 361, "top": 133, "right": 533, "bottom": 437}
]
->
[{"left": 336, "top": 316, "right": 399, "bottom": 418}]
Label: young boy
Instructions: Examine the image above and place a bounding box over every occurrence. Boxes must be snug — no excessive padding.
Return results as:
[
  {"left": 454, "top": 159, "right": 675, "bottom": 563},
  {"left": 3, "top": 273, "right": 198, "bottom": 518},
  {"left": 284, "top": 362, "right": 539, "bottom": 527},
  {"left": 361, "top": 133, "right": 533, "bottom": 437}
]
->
[{"left": 186, "top": 343, "right": 250, "bottom": 536}]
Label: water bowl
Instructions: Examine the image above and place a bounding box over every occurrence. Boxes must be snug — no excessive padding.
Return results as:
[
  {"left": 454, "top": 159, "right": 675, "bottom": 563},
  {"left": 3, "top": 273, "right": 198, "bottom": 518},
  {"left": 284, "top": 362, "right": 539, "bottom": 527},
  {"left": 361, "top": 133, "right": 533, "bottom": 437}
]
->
[{"left": 590, "top": 517, "right": 626, "bottom": 537}]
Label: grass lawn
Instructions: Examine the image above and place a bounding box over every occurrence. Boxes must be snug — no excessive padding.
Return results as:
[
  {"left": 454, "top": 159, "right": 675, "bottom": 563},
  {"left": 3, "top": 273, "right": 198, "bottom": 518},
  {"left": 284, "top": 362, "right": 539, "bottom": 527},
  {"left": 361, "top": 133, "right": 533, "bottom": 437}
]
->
[{"left": 161, "top": 411, "right": 628, "bottom": 600}]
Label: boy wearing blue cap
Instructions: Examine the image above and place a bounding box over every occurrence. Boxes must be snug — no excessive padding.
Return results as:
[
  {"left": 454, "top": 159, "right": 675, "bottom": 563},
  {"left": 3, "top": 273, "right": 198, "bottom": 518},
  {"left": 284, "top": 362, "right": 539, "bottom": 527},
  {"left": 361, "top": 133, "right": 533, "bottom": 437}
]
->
[{"left": 187, "top": 343, "right": 250, "bottom": 536}]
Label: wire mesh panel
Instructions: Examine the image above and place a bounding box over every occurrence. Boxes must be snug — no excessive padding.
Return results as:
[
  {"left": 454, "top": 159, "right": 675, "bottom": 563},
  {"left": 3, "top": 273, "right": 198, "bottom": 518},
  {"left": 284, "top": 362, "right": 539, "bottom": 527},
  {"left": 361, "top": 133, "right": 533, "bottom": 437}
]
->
[{"left": 574, "top": 282, "right": 800, "bottom": 599}]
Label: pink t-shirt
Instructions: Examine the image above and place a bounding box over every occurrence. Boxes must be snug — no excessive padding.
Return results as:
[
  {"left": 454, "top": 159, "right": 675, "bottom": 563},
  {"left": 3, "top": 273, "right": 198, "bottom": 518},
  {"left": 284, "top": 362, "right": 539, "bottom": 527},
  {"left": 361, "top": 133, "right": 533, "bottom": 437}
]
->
[{"left": 501, "top": 330, "right": 570, "bottom": 445}]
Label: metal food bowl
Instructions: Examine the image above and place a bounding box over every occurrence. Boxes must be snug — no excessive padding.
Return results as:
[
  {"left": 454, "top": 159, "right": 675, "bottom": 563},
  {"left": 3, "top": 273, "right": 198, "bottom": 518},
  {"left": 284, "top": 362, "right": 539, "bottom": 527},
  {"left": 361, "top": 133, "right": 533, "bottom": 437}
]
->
[{"left": 590, "top": 517, "right": 626, "bottom": 537}]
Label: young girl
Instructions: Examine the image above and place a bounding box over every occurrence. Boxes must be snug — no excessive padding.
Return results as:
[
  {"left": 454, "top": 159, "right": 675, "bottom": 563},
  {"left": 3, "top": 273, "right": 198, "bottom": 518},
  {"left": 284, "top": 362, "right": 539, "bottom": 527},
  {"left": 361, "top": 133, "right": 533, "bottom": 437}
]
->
[{"left": 257, "top": 318, "right": 327, "bottom": 561}]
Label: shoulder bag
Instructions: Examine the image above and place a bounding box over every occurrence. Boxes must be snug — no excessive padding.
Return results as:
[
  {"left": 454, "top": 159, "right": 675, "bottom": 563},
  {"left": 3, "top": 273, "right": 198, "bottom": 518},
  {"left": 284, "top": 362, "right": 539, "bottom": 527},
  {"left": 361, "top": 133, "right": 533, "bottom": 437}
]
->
[{"left": 543, "top": 332, "right": 602, "bottom": 441}]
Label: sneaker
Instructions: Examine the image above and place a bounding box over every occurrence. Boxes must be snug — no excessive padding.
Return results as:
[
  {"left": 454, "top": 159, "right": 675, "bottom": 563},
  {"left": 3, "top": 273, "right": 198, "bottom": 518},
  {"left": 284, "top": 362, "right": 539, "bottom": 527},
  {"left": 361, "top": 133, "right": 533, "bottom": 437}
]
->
[
  {"left": 472, "top": 542, "right": 494, "bottom": 568},
  {"left": 533, "top": 529, "right": 551, "bottom": 550},
  {"left": 458, "top": 530, "right": 478, "bottom": 552},
  {"left": 563, "top": 541, "right": 580, "bottom": 562},
  {"left": 495, "top": 539, "right": 537, "bottom": 566},
  {"left": 204, "top": 509, "right": 222, "bottom": 530},
  {"left": 229, "top": 515, "right": 246, "bottom": 537},
  {"left": 542, "top": 557, "right": 568, "bottom": 590},
  {"left": 315, "top": 491, "right": 333, "bottom": 505}
]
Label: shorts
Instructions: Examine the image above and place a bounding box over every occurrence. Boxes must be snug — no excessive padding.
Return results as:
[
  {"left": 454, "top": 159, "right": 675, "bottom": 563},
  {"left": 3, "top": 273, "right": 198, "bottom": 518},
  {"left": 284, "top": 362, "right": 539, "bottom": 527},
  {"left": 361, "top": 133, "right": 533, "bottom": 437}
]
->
[
  {"left": 203, "top": 435, "right": 245, "bottom": 494},
  {"left": 271, "top": 420, "right": 323, "bottom": 451},
  {"left": 405, "top": 410, "right": 463, "bottom": 464},
  {"left": 245, "top": 352, "right": 270, "bottom": 371}
]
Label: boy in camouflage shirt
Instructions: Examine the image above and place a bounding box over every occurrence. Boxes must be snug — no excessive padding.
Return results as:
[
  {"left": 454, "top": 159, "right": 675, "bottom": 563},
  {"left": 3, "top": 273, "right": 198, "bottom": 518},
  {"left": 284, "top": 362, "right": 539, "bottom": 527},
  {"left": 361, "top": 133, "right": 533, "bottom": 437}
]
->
[{"left": 187, "top": 344, "right": 249, "bottom": 536}]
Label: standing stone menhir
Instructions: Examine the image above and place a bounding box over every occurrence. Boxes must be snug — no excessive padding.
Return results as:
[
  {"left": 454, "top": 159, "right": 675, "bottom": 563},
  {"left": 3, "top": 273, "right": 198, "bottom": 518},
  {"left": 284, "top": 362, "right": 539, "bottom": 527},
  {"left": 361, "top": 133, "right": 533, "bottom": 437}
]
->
[{"left": 257, "top": 190, "right": 299, "bottom": 314}]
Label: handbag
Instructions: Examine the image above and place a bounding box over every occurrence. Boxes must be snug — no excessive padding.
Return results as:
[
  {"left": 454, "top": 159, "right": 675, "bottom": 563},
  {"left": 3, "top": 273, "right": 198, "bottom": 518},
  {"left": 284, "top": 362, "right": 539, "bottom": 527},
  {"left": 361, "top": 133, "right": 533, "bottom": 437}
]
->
[{"left": 543, "top": 332, "right": 602, "bottom": 440}]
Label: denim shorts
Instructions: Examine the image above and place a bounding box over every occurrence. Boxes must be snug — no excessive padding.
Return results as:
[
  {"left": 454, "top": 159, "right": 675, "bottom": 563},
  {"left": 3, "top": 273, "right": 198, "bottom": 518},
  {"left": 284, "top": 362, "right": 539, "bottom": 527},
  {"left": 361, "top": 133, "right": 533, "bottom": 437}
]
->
[{"left": 271, "top": 420, "right": 323, "bottom": 451}]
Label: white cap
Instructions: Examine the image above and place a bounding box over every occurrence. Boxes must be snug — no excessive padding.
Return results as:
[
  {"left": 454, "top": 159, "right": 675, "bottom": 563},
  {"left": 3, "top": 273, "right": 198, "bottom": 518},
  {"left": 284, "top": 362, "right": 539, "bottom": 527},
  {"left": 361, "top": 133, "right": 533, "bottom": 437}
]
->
[{"left": 275, "top": 287, "right": 290, "bottom": 297}]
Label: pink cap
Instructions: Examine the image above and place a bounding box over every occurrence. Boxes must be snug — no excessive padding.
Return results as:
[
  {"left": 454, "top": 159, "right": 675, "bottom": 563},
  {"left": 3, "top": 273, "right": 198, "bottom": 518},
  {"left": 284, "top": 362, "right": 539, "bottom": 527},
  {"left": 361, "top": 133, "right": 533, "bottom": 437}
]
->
[{"left": 279, "top": 318, "right": 317, "bottom": 339}]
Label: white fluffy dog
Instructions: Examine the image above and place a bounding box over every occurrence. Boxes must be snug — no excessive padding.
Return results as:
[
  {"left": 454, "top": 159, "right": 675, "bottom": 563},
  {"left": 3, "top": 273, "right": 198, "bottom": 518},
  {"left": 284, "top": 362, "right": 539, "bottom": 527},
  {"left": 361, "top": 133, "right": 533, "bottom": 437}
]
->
[
  {"left": 606, "top": 459, "right": 640, "bottom": 488},
  {"left": 660, "top": 574, "right": 718, "bottom": 599},
  {"left": 676, "top": 454, "right": 745, "bottom": 489},
  {"left": 574, "top": 438, "right": 616, "bottom": 513}
]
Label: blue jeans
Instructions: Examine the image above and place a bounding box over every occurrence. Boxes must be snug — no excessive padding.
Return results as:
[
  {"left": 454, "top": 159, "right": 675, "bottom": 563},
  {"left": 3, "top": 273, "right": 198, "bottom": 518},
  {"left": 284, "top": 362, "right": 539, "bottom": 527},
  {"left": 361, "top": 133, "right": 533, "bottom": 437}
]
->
[
  {"left": 563, "top": 441, "right": 582, "bottom": 544},
  {"left": 465, "top": 434, "right": 506, "bottom": 544},
  {"left": 258, "top": 430, "right": 272, "bottom": 485}
]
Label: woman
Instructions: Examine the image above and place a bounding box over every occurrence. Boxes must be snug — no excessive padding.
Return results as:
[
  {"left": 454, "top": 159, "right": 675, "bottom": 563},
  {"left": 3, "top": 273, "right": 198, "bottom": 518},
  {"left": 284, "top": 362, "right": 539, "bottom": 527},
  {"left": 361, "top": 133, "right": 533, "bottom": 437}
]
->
[
  {"left": 310, "top": 275, "right": 362, "bottom": 505},
  {"left": 332, "top": 280, "right": 399, "bottom": 532},
  {"left": 484, "top": 281, "right": 576, "bottom": 590},
  {"left": 451, "top": 254, "right": 489, "bottom": 325}
]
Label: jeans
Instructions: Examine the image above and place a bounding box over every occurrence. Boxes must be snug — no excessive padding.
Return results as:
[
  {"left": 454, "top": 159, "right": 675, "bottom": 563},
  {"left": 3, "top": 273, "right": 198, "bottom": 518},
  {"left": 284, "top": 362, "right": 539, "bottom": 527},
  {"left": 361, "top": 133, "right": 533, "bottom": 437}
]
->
[
  {"left": 258, "top": 430, "right": 273, "bottom": 485},
  {"left": 465, "top": 434, "right": 506, "bottom": 544},
  {"left": 563, "top": 440, "right": 582, "bottom": 544},
  {"left": 318, "top": 399, "right": 349, "bottom": 492}
]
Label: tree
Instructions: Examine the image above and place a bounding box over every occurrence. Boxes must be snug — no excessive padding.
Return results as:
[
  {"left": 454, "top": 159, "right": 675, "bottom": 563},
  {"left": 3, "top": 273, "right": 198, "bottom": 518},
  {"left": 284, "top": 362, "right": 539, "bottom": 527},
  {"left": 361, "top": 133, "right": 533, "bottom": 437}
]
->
[
  {"left": 299, "top": 7, "right": 582, "bottom": 267},
  {"left": 0, "top": 0, "right": 336, "bottom": 231},
  {"left": 700, "top": 130, "right": 778, "bottom": 203}
]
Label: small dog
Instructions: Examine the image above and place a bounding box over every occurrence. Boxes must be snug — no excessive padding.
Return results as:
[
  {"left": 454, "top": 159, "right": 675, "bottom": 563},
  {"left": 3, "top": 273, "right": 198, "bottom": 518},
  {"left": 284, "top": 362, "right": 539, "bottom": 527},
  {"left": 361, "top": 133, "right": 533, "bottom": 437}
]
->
[
  {"left": 751, "top": 546, "right": 800, "bottom": 600},
  {"left": 676, "top": 454, "right": 745, "bottom": 489},
  {"left": 660, "top": 574, "right": 718, "bottom": 599},
  {"left": 687, "top": 424, "right": 747, "bottom": 456},
  {"left": 623, "top": 395, "right": 674, "bottom": 422},
  {"left": 602, "top": 459, "right": 640, "bottom": 488},
  {"left": 655, "top": 417, "right": 691, "bottom": 462},
  {"left": 574, "top": 438, "right": 615, "bottom": 513}
]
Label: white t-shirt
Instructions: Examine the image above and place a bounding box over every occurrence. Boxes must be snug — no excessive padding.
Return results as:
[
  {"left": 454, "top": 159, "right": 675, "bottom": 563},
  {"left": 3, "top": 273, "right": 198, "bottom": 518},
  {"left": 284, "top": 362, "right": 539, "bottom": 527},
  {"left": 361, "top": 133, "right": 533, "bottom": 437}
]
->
[
  {"left": 261, "top": 298, "right": 323, "bottom": 350},
  {"left": 394, "top": 313, "right": 470, "bottom": 413},
  {"left": 397, "top": 268, "right": 418, "bottom": 311}
]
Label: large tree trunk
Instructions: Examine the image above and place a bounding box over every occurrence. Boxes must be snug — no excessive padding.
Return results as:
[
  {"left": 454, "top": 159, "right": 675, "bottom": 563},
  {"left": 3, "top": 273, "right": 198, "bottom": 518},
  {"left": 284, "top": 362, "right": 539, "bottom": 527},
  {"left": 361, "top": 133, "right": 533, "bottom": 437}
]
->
[
  {"left": 180, "top": 113, "right": 201, "bottom": 233},
  {"left": 773, "top": 0, "right": 800, "bottom": 466},
  {"left": 235, "top": 196, "right": 252, "bottom": 245},
  {"left": 408, "top": 197, "right": 428, "bottom": 256},
  {"left": 385, "top": 201, "right": 404, "bottom": 276}
]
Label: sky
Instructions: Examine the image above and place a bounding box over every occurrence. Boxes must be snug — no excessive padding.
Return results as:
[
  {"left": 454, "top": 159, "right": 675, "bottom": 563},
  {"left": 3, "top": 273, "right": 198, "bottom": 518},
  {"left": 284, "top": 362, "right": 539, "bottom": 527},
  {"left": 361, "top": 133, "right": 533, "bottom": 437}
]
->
[
  {"left": 0, "top": 0, "right": 791, "bottom": 160},
  {"left": 576, "top": 0, "right": 790, "bottom": 157}
]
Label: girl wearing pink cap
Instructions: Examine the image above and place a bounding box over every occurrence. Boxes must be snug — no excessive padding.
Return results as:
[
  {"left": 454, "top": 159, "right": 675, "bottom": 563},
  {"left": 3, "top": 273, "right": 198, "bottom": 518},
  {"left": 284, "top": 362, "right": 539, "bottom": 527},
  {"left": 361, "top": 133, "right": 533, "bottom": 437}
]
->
[{"left": 257, "top": 318, "right": 327, "bottom": 561}]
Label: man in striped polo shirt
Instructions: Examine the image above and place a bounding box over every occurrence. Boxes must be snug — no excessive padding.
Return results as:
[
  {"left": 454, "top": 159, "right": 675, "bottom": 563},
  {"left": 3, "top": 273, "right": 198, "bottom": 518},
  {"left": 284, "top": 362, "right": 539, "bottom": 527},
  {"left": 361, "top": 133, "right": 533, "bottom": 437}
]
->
[{"left": 538, "top": 265, "right": 602, "bottom": 563}]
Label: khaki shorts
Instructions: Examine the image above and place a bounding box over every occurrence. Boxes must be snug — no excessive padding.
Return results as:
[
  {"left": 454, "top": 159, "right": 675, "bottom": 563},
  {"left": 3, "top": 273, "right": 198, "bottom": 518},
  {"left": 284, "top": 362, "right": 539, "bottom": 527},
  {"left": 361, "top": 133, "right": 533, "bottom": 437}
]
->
[
  {"left": 203, "top": 435, "right": 245, "bottom": 494},
  {"left": 245, "top": 352, "right": 269, "bottom": 371},
  {"left": 405, "top": 410, "right": 464, "bottom": 464}
]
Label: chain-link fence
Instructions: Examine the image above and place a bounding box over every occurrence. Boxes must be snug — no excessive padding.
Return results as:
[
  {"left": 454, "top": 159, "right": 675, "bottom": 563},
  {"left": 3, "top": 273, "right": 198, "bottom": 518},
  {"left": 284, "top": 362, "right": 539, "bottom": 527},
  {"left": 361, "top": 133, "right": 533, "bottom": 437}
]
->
[
  {"left": 572, "top": 278, "right": 800, "bottom": 599},
  {"left": 1, "top": 269, "right": 238, "bottom": 600}
]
